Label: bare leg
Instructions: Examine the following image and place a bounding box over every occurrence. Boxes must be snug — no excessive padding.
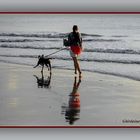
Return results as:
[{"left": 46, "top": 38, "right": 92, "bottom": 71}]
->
[
  {"left": 72, "top": 57, "right": 81, "bottom": 75},
  {"left": 72, "top": 57, "right": 77, "bottom": 74}
]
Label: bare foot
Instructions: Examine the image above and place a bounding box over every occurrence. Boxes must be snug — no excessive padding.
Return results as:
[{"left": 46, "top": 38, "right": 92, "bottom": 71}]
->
[{"left": 79, "top": 71, "right": 82, "bottom": 77}]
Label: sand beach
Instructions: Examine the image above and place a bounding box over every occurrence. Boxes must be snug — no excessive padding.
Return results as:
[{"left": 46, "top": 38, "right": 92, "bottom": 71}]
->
[{"left": 0, "top": 62, "right": 140, "bottom": 127}]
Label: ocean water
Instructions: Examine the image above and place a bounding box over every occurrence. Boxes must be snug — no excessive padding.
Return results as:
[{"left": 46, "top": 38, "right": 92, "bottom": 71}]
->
[{"left": 0, "top": 14, "right": 140, "bottom": 81}]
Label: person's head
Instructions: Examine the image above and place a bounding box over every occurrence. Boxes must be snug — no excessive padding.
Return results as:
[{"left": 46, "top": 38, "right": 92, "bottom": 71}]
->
[{"left": 73, "top": 25, "right": 78, "bottom": 32}]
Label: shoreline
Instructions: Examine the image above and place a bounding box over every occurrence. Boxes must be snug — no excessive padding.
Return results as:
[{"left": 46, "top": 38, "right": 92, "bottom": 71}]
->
[
  {"left": 0, "top": 60, "right": 140, "bottom": 82},
  {"left": 0, "top": 62, "right": 140, "bottom": 126}
]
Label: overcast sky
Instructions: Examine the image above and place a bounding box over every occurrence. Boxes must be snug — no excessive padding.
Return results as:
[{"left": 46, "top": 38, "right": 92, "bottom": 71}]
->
[{"left": 0, "top": 0, "right": 140, "bottom": 12}]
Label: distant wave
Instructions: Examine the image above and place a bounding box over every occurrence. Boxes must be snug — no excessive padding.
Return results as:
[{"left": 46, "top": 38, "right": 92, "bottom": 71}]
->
[
  {"left": 112, "top": 35, "right": 128, "bottom": 38},
  {"left": 84, "top": 48, "right": 140, "bottom": 55},
  {"left": 0, "top": 39, "right": 60, "bottom": 43},
  {"left": 0, "top": 33, "right": 66, "bottom": 38},
  {"left": 0, "top": 32, "right": 102, "bottom": 38},
  {"left": 81, "top": 33, "right": 102, "bottom": 37},
  {"left": 0, "top": 39, "right": 44, "bottom": 43},
  {"left": 0, "top": 44, "right": 63, "bottom": 50},
  {"left": 0, "top": 54, "right": 37, "bottom": 58},
  {"left": 1, "top": 54, "right": 140, "bottom": 64},
  {"left": 83, "top": 39, "right": 121, "bottom": 42},
  {"left": 0, "top": 38, "right": 120, "bottom": 43},
  {"left": 0, "top": 32, "right": 129, "bottom": 39}
]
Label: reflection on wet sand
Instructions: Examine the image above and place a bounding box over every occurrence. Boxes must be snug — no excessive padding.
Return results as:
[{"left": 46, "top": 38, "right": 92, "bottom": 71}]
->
[
  {"left": 62, "top": 76, "right": 81, "bottom": 125},
  {"left": 33, "top": 72, "right": 52, "bottom": 88}
]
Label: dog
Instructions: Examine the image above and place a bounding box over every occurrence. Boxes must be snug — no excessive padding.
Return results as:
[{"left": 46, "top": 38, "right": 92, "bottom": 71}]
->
[{"left": 34, "top": 55, "right": 52, "bottom": 73}]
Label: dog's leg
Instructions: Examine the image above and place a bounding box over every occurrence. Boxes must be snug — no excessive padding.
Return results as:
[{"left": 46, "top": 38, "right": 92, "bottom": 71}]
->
[
  {"left": 33, "top": 63, "right": 39, "bottom": 68},
  {"left": 41, "top": 65, "right": 44, "bottom": 73},
  {"left": 48, "top": 63, "right": 51, "bottom": 73}
]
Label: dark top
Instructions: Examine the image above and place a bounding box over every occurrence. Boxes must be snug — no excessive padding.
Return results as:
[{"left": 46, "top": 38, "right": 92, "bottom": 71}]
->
[{"left": 68, "top": 32, "right": 82, "bottom": 47}]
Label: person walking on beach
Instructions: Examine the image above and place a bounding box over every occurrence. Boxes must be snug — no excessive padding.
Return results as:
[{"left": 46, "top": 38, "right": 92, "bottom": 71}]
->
[{"left": 68, "top": 25, "right": 83, "bottom": 76}]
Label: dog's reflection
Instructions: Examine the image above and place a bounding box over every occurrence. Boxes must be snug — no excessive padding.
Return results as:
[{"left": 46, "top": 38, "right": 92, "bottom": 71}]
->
[
  {"left": 34, "top": 72, "right": 52, "bottom": 88},
  {"left": 62, "top": 76, "right": 81, "bottom": 125}
]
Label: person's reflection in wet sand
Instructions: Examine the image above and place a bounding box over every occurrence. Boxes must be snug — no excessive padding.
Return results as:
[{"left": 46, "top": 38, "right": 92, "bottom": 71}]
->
[
  {"left": 62, "top": 76, "right": 81, "bottom": 125},
  {"left": 33, "top": 71, "right": 52, "bottom": 88}
]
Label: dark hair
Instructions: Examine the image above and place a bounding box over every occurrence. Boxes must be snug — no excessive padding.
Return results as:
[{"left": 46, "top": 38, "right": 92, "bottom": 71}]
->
[{"left": 73, "top": 25, "right": 78, "bottom": 32}]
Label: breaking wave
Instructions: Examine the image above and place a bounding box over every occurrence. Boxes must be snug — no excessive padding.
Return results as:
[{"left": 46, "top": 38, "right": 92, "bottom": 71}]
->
[
  {"left": 0, "top": 32, "right": 102, "bottom": 38},
  {"left": 0, "top": 39, "right": 60, "bottom": 42}
]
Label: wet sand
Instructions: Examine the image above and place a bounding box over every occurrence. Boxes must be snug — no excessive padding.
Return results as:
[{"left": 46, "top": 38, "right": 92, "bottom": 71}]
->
[{"left": 0, "top": 62, "right": 140, "bottom": 126}]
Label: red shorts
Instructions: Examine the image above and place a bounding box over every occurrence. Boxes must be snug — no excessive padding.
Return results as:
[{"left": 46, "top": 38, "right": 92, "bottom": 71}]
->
[{"left": 70, "top": 46, "right": 82, "bottom": 55}]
